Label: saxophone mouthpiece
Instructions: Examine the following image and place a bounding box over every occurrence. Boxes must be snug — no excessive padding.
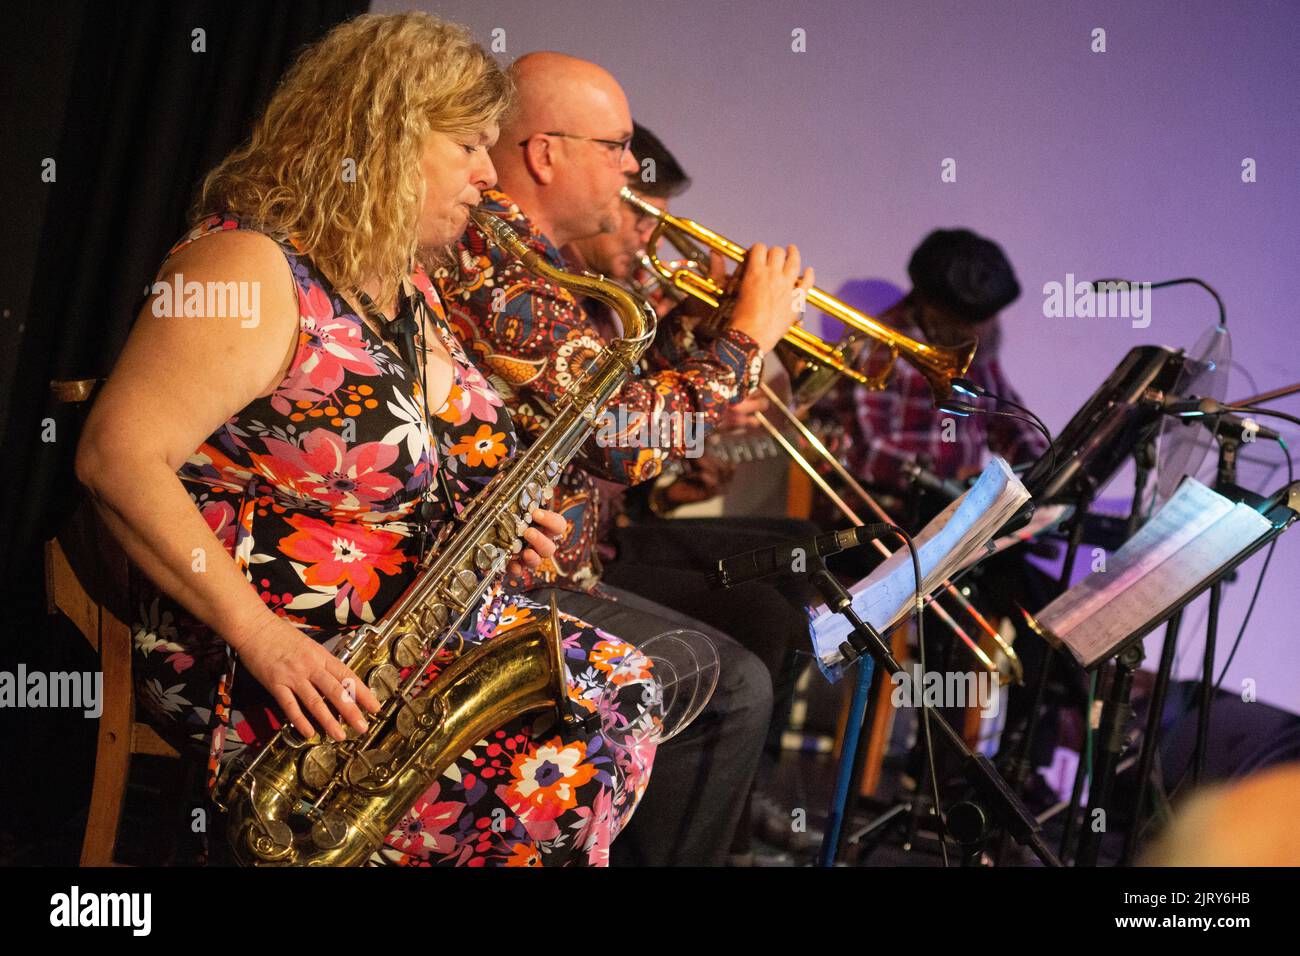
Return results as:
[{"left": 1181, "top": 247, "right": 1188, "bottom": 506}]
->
[{"left": 467, "top": 206, "right": 516, "bottom": 247}]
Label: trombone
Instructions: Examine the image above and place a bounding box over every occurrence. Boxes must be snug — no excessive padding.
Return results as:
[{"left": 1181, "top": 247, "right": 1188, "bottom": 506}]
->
[{"left": 620, "top": 188, "right": 1022, "bottom": 685}]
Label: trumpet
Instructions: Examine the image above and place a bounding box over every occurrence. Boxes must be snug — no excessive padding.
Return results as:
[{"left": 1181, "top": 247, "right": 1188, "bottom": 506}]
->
[
  {"left": 620, "top": 188, "right": 1021, "bottom": 684},
  {"left": 620, "top": 187, "right": 976, "bottom": 405}
]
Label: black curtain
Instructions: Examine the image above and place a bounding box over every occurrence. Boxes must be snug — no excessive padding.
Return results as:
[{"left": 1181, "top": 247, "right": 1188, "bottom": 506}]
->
[
  {"left": 0, "top": 0, "right": 364, "bottom": 861},
  {"left": 1, "top": 0, "right": 366, "bottom": 611}
]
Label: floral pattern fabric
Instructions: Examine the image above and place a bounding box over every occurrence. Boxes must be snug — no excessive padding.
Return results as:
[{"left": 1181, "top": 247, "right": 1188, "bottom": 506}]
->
[{"left": 130, "top": 214, "right": 653, "bottom": 866}]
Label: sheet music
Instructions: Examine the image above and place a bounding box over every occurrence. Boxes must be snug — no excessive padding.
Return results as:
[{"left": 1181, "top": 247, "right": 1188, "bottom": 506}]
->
[
  {"left": 1036, "top": 480, "right": 1232, "bottom": 638},
  {"left": 1036, "top": 478, "right": 1273, "bottom": 667},
  {"left": 811, "top": 457, "right": 1031, "bottom": 672}
]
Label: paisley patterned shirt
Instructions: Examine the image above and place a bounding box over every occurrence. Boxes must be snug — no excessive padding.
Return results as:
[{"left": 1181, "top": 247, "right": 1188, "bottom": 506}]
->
[{"left": 437, "top": 189, "right": 764, "bottom": 591}]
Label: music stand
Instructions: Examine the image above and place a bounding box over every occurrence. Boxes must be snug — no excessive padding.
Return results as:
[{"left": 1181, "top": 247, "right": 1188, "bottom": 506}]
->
[
  {"left": 995, "top": 346, "right": 1186, "bottom": 856},
  {"left": 1049, "top": 481, "right": 1300, "bottom": 866}
]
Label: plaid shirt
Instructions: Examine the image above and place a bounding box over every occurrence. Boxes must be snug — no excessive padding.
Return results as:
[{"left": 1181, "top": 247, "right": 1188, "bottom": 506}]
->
[
  {"left": 816, "top": 326, "right": 1047, "bottom": 495},
  {"left": 436, "top": 189, "right": 763, "bottom": 591}
]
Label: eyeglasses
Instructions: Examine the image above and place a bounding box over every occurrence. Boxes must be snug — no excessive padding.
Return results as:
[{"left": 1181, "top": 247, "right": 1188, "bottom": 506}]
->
[{"left": 519, "top": 131, "right": 633, "bottom": 162}]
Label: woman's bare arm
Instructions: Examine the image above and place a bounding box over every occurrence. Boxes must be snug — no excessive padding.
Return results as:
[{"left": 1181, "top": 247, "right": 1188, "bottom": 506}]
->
[{"left": 76, "top": 230, "right": 381, "bottom": 740}]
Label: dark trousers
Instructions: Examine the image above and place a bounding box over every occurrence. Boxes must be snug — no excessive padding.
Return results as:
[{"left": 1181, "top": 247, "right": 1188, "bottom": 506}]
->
[
  {"left": 532, "top": 583, "right": 773, "bottom": 866},
  {"left": 603, "top": 516, "right": 819, "bottom": 749},
  {"left": 599, "top": 516, "right": 820, "bottom": 853}
]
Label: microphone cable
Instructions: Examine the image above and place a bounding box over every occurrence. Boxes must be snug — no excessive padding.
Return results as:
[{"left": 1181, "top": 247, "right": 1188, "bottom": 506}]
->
[
  {"left": 939, "top": 380, "right": 1057, "bottom": 479},
  {"left": 888, "top": 522, "right": 950, "bottom": 867}
]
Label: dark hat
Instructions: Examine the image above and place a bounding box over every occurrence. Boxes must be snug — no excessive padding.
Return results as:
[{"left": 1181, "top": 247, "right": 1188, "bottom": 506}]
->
[
  {"left": 628, "top": 122, "right": 690, "bottom": 199},
  {"left": 907, "top": 228, "right": 1020, "bottom": 323}
]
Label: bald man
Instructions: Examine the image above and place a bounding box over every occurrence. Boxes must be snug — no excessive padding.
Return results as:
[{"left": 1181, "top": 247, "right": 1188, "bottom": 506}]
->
[{"left": 438, "top": 52, "right": 808, "bottom": 865}]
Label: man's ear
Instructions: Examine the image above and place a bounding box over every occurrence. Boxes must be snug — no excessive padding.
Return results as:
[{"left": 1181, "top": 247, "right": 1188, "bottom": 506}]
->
[{"left": 521, "top": 136, "right": 556, "bottom": 185}]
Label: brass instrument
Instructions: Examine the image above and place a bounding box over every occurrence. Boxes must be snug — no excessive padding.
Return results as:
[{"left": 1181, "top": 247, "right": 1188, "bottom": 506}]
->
[
  {"left": 216, "top": 207, "right": 657, "bottom": 865},
  {"left": 752, "top": 382, "right": 1022, "bottom": 685},
  {"left": 620, "top": 188, "right": 1020, "bottom": 684},
  {"left": 620, "top": 187, "right": 976, "bottom": 404}
]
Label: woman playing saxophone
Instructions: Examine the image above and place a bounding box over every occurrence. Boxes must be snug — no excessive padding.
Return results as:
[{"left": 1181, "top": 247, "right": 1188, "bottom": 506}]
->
[{"left": 75, "top": 11, "right": 653, "bottom": 866}]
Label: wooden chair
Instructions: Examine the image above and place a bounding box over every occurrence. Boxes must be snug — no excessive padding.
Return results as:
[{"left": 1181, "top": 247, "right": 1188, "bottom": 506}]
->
[{"left": 45, "top": 379, "right": 182, "bottom": 866}]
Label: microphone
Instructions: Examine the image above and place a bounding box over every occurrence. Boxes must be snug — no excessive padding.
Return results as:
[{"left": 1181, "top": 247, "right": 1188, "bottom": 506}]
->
[
  {"left": 937, "top": 400, "right": 981, "bottom": 417},
  {"left": 385, "top": 312, "right": 422, "bottom": 372},
  {"left": 1159, "top": 395, "right": 1280, "bottom": 441},
  {"left": 900, "top": 460, "right": 968, "bottom": 501},
  {"left": 1090, "top": 276, "right": 1227, "bottom": 326},
  {"left": 708, "top": 524, "right": 893, "bottom": 588}
]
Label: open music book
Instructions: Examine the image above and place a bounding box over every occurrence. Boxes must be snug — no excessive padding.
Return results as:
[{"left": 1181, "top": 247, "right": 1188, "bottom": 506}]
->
[
  {"left": 1032, "top": 478, "right": 1274, "bottom": 668},
  {"left": 810, "top": 456, "right": 1032, "bottom": 676}
]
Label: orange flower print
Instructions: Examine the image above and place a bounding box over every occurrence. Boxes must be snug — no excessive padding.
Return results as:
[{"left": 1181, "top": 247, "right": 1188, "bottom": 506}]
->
[
  {"left": 494, "top": 604, "right": 534, "bottom": 634},
  {"left": 449, "top": 423, "right": 507, "bottom": 468},
  {"left": 506, "top": 738, "right": 598, "bottom": 822},
  {"left": 590, "top": 639, "right": 631, "bottom": 675},
  {"left": 435, "top": 383, "right": 466, "bottom": 424},
  {"left": 590, "top": 639, "right": 654, "bottom": 687},
  {"left": 504, "top": 843, "right": 542, "bottom": 867},
  {"left": 278, "top": 514, "right": 405, "bottom": 605}
]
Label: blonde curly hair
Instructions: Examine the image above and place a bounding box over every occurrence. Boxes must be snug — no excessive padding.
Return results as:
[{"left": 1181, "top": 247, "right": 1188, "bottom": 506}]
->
[{"left": 195, "top": 11, "right": 511, "bottom": 306}]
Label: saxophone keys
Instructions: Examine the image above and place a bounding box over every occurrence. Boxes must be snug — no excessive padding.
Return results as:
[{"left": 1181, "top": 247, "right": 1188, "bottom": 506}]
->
[
  {"left": 418, "top": 603, "right": 450, "bottom": 633},
  {"left": 310, "top": 812, "right": 349, "bottom": 850},
  {"left": 251, "top": 820, "right": 295, "bottom": 859},
  {"left": 475, "top": 543, "right": 499, "bottom": 570},
  {"left": 448, "top": 568, "right": 478, "bottom": 604},
  {"left": 391, "top": 632, "right": 425, "bottom": 670},
  {"left": 281, "top": 725, "right": 314, "bottom": 747},
  {"left": 300, "top": 743, "right": 339, "bottom": 790},
  {"left": 396, "top": 695, "right": 444, "bottom": 738},
  {"left": 367, "top": 663, "right": 401, "bottom": 703},
  {"left": 346, "top": 748, "right": 394, "bottom": 786}
]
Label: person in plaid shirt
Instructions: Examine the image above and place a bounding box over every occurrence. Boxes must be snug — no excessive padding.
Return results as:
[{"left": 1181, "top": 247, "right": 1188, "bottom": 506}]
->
[
  {"left": 817, "top": 229, "right": 1047, "bottom": 507},
  {"left": 815, "top": 232, "right": 1066, "bottom": 809}
]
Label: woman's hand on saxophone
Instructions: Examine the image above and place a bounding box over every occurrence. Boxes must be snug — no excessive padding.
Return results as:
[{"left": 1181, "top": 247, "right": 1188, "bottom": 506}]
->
[
  {"left": 245, "top": 506, "right": 567, "bottom": 739},
  {"left": 234, "top": 617, "right": 383, "bottom": 742},
  {"left": 506, "top": 507, "right": 568, "bottom": 578},
  {"left": 728, "top": 244, "right": 814, "bottom": 353}
]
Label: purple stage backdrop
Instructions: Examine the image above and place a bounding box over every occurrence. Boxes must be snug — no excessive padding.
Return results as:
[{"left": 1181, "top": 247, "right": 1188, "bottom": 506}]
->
[{"left": 377, "top": 0, "right": 1300, "bottom": 712}]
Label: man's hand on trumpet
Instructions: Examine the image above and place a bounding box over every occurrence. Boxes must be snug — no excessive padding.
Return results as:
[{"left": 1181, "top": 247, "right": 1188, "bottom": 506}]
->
[
  {"left": 720, "top": 391, "right": 771, "bottom": 430},
  {"left": 727, "top": 244, "right": 813, "bottom": 353},
  {"left": 681, "top": 246, "right": 813, "bottom": 353}
]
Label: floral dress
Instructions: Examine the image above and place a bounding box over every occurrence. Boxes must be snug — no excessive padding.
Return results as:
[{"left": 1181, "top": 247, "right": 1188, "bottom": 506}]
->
[{"left": 130, "top": 214, "right": 655, "bottom": 866}]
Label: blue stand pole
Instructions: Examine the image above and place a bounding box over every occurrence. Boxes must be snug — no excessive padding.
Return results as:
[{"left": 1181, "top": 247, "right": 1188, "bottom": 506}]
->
[{"left": 817, "top": 654, "right": 874, "bottom": 867}]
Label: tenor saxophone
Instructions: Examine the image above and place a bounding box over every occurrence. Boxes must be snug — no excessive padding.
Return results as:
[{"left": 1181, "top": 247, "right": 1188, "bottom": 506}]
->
[{"left": 216, "top": 208, "right": 657, "bottom": 865}]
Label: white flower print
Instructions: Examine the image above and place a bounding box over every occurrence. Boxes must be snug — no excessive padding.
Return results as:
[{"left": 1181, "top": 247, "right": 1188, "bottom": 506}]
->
[
  {"left": 139, "top": 678, "right": 191, "bottom": 719},
  {"left": 133, "top": 597, "right": 183, "bottom": 657},
  {"left": 382, "top": 385, "right": 431, "bottom": 468}
]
